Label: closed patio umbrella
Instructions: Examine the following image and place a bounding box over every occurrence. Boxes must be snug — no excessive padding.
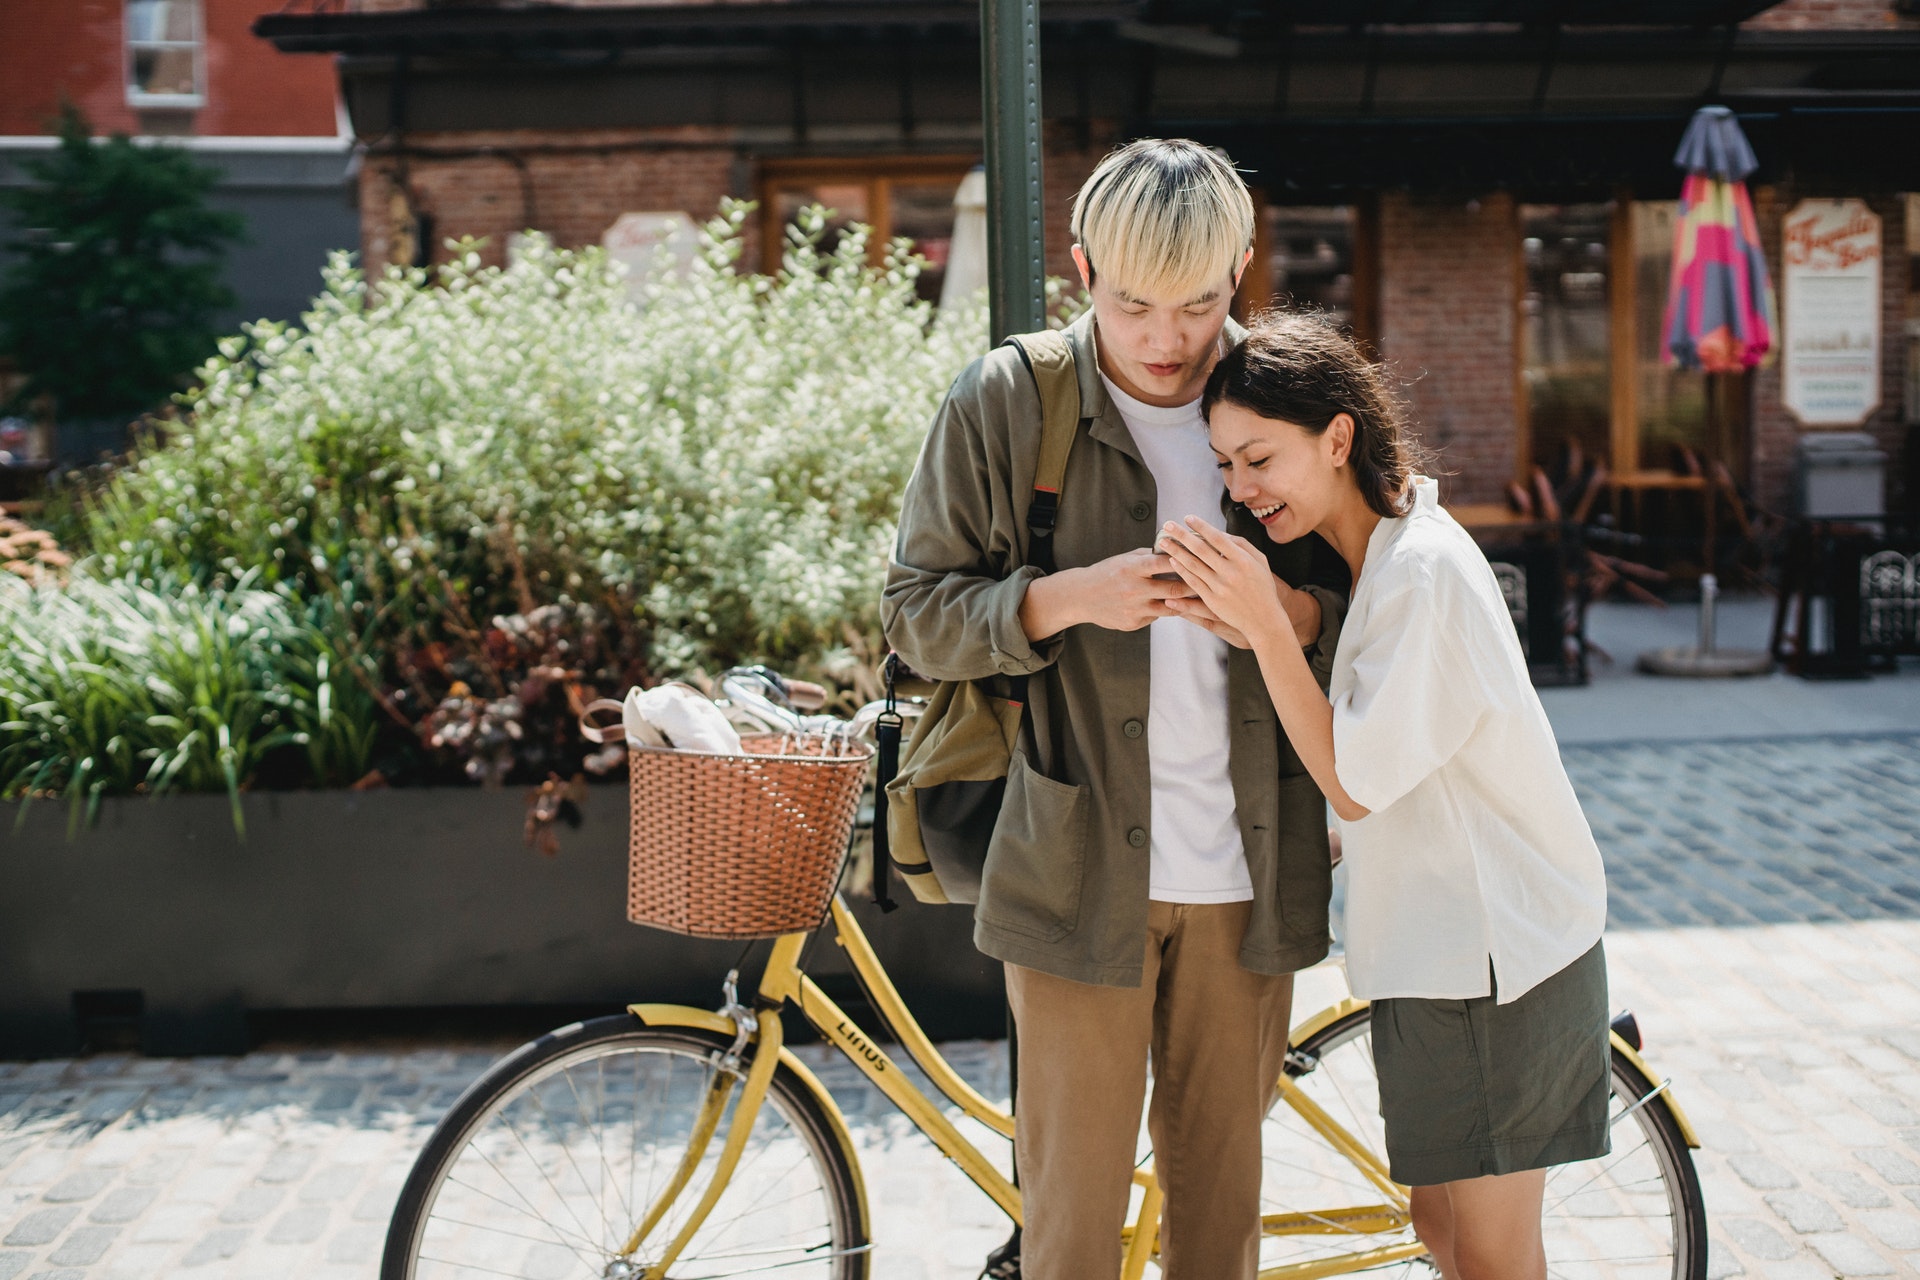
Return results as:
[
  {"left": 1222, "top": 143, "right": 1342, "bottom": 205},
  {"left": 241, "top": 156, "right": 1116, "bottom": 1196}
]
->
[
  {"left": 1639, "top": 106, "right": 1776, "bottom": 677},
  {"left": 1662, "top": 105, "right": 1776, "bottom": 374}
]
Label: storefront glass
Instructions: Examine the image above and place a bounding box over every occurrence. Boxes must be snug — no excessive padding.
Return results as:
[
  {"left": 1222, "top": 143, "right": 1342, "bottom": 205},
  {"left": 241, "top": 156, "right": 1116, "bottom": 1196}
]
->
[
  {"left": 1521, "top": 203, "right": 1613, "bottom": 477},
  {"left": 1907, "top": 194, "right": 1919, "bottom": 427},
  {"left": 763, "top": 164, "right": 972, "bottom": 304},
  {"left": 1260, "top": 205, "right": 1357, "bottom": 330},
  {"left": 1631, "top": 201, "right": 1714, "bottom": 469}
]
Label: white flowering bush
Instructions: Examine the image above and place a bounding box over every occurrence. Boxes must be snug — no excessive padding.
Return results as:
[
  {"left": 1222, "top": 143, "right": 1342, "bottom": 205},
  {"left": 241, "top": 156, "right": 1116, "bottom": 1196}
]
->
[{"left": 82, "top": 203, "right": 988, "bottom": 684}]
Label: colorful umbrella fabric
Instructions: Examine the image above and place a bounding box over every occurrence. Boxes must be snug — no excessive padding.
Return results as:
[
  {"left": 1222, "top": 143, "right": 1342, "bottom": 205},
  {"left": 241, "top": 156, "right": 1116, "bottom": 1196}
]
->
[{"left": 1662, "top": 106, "right": 1777, "bottom": 374}]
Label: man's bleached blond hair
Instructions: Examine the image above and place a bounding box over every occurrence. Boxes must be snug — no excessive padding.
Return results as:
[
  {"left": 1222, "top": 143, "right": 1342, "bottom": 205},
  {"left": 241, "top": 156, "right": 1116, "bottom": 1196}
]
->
[{"left": 1070, "top": 138, "right": 1254, "bottom": 303}]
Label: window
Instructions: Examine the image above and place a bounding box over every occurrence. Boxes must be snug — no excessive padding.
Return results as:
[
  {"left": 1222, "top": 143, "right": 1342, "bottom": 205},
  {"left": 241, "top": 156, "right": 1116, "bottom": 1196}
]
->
[
  {"left": 760, "top": 158, "right": 977, "bottom": 304},
  {"left": 1237, "top": 198, "right": 1379, "bottom": 347},
  {"left": 1520, "top": 203, "right": 1614, "bottom": 480},
  {"left": 1630, "top": 201, "right": 1721, "bottom": 472},
  {"left": 1248, "top": 204, "right": 1359, "bottom": 329},
  {"left": 126, "top": 0, "right": 203, "bottom": 108},
  {"left": 1906, "top": 193, "right": 1919, "bottom": 426}
]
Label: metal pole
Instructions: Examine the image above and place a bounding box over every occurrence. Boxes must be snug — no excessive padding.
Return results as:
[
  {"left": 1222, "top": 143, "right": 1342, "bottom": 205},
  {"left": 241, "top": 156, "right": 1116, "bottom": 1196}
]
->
[
  {"left": 981, "top": 0, "right": 1046, "bottom": 344},
  {"left": 981, "top": 4, "right": 1044, "bottom": 1191}
]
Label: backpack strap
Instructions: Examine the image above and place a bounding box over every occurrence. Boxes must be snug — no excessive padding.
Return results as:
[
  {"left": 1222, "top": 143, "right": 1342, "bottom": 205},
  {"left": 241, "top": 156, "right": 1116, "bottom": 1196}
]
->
[{"left": 1003, "top": 330, "right": 1081, "bottom": 575}]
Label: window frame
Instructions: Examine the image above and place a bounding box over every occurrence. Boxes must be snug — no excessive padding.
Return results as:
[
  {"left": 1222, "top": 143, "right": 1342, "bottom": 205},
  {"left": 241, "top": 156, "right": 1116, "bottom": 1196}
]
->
[
  {"left": 758, "top": 155, "right": 978, "bottom": 275},
  {"left": 1237, "top": 193, "right": 1379, "bottom": 350},
  {"left": 125, "top": 0, "right": 205, "bottom": 110},
  {"left": 1512, "top": 188, "right": 1758, "bottom": 487}
]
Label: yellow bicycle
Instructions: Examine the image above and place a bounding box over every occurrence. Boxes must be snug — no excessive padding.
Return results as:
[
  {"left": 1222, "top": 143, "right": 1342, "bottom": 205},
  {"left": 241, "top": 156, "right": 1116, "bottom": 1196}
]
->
[{"left": 379, "top": 893, "right": 1706, "bottom": 1280}]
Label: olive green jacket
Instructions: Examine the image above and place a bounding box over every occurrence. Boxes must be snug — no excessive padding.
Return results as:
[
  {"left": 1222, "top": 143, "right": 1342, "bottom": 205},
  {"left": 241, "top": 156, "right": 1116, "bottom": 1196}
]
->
[{"left": 880, "top": 312, "right": 1350, "bottom": 987}]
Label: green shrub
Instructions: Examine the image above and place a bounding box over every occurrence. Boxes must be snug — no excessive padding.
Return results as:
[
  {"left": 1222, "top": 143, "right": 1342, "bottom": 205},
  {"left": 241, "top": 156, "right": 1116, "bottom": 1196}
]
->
[
  {"left": 0, "top": 573, "right": 379, "bottom": 829},
  {"left": 80, "top": 203, "right": 990, "bottom": 684},
  {"left": 0, "top": 105, "right": 244, "bottom": 420}
]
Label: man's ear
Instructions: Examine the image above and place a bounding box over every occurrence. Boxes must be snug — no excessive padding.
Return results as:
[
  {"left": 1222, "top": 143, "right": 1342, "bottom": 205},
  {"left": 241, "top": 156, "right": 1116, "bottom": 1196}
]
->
[
  {"left": 1071, "top": 244, "right": 1094, "bottom": 292},
  {"left": 1232, "top": 244, "right": 1254, "bottom": 290},
  {"left": 1327, "top": 413, "right": 1357, "bottom": 468}
]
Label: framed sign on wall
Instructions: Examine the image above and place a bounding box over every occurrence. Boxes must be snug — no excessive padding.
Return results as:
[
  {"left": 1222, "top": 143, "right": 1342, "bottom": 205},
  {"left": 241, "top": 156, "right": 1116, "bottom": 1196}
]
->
[{"left": 1782, "top": 198, "right": 1882, "bottom": 427}]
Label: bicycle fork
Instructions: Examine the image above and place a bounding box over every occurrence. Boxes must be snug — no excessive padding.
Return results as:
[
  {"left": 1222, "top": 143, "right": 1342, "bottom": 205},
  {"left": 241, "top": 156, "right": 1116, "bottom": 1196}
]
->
[{"left": 616, "top": 972, "right": 786, "bottom": 1280}]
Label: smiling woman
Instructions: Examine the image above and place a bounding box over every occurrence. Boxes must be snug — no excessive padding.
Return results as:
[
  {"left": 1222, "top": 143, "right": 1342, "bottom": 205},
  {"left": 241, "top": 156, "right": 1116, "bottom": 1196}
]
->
[{"left": 1163, "top": 306, "right": 1613, "bottom": 1280}]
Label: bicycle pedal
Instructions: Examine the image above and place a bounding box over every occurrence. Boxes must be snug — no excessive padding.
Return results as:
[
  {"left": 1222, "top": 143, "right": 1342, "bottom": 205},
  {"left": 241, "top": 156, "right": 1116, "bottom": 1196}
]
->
[{"left": 978, "top": 1225, "right": 1021, "bottom": 1279}]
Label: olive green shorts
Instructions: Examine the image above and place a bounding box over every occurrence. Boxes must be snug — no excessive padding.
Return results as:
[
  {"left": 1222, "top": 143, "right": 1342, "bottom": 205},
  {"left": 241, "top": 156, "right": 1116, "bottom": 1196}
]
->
[{"left": 1370, "top": 942, "right": 1611, "bottom": 1187}]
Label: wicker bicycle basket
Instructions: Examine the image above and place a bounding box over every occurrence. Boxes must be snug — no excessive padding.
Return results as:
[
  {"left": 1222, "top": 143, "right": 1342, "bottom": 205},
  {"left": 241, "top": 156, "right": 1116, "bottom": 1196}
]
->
[{"left": 622, "top": 733, "right": 873, "bottom": 939}]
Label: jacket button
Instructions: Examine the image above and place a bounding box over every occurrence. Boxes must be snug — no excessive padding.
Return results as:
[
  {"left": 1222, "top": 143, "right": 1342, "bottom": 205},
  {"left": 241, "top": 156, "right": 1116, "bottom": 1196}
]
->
[
  {"left": 1129, "top": 501, "right": 1151, "bottom": 521},
  {"left": 1128, "top": 827, "right": 1147, "bottom": 848},
  {"left": 1123, "top": 719, "right": 1144, "bottom": 739}
]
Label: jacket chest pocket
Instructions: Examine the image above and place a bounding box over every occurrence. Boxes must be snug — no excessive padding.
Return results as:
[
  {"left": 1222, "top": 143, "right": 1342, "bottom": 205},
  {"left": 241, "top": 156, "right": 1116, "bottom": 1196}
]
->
[{"left": 1049, "top": 456, "right": 1156, "bottom": 571}]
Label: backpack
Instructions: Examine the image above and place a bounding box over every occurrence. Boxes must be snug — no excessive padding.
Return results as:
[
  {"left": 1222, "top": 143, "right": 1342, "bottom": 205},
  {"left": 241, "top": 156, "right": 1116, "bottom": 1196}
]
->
[{"left": 872, "top": 329, "right": 1082, "bottom": 908}]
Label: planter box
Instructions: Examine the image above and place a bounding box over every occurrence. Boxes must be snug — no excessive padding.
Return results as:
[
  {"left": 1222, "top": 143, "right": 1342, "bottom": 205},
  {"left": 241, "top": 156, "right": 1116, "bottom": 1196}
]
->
[{"left": 0, "top": 787, "right": 1001, "bottom": 1059}]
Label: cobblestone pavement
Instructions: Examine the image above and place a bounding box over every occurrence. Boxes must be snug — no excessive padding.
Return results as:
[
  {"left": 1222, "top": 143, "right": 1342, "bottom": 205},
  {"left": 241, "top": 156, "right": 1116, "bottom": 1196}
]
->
[{"left": 3, "top": 732, "right": 1919, "bottom": 1280}]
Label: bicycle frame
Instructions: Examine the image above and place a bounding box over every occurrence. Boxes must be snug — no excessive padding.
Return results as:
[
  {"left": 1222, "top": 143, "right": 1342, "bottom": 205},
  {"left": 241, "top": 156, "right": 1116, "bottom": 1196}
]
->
[{"left": 623, "top": 895, "right": 1433, "bottom": 1280}]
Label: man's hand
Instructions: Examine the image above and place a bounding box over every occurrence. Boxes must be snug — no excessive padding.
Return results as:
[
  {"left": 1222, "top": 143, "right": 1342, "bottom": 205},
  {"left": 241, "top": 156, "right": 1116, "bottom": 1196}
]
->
[
  {"left": 1020, "top": 548, "right": 1197, "bottom": 640},
  {"left": 1281, "top": 579, "right": 1324, "bottom": 649}
]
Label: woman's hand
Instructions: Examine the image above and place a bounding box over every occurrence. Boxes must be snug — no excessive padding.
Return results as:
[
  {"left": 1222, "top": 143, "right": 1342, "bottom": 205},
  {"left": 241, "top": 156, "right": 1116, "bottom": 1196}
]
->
[
  {"left": 1157, "top": 517, "right": 1293, "bottom": 649},
  {"left": 1165, "top": 596, "right": 1252, "bottom": 648}
]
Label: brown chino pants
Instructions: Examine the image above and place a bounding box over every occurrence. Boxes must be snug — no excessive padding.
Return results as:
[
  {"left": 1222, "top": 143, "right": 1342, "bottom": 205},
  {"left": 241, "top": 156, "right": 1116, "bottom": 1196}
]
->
[{"left": 1005, "top": 900, "right": 1296, "bottom": 1280}]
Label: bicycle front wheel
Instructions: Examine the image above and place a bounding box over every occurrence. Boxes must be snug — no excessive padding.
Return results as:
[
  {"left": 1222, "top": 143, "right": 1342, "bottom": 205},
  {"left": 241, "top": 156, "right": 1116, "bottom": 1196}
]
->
[
  {"left": 1259, "top": 1007, "right": 1707, "bottom": 1280},
  {"left": 381, "top": 1016, "right": 870, "bottom": 1280}
]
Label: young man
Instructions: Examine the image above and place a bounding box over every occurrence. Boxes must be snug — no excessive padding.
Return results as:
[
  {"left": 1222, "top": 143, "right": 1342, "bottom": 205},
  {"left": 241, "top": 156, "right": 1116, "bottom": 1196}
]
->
[{"left": 882, "top": 139, "right": 1349, "bottom": 1278}]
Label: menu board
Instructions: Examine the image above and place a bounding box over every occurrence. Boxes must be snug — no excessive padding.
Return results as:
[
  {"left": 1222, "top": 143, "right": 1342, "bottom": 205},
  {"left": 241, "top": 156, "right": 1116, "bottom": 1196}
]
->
[{"left": 1782, "top": 199, "right": 1882, "bottom": 427}]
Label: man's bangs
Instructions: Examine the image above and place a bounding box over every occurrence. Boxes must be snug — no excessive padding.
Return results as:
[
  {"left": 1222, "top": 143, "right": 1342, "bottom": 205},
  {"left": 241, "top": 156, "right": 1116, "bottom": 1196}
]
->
[{"left": 1093, "top": 218, "right": 1242, "bottom": 305}]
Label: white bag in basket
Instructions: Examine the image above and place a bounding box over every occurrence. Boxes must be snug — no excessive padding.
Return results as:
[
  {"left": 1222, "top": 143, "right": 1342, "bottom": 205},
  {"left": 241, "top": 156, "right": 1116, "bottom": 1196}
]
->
[{"left": 625, "top": 684, "right": 742, "bottom": 755}]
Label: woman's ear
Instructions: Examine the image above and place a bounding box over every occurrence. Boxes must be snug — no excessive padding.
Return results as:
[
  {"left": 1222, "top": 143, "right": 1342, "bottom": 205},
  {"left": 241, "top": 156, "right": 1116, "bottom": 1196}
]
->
[
  {"left": 1327, "top": 412, "right": 1357, "bottom": 469},
  {"left": 1071, "top": 244, "right": 1094, "bottom": 292}
]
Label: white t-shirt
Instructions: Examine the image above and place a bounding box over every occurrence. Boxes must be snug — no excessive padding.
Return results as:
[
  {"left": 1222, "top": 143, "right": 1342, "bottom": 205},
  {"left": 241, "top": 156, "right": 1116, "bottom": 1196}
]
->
[
  {"left": 1331, "top": 478, "right": 1608, "bottom": 1003},
  {"left": 1100, "top": 373, "right": 1251, "bottom": 904}
]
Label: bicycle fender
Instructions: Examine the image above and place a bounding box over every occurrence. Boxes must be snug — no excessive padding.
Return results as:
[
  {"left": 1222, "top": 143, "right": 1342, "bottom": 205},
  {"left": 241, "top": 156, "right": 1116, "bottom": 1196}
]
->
[
  {"left": 1611, "top": 1032, "right": 1702, "bottom": 1150},
  {"left": 1287, "top": 997, "right": 1369, "bottom": 1047},
  {"left": 627, "top": 1003, "right": 873, "bottom": 1222}
]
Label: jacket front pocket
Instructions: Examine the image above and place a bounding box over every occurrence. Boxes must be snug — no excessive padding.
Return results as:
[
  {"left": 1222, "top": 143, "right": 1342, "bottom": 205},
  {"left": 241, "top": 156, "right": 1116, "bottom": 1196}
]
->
[
  {"left": 1273, "top": 771, "right": 1334, "bottom": 934},
  {"left": 976, "top": 751, "right": 1089, "bottom": 942}
]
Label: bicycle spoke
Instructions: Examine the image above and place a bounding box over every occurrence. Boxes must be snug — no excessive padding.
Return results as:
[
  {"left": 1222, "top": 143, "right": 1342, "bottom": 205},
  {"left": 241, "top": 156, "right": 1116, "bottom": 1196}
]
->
[
  {"left": 439, "top": 1170, "right": 605, "bottom": 1257},
  {"left": 520, "top": 1078, "right": 616, "bottom": 1245},
  {"left": 418, "top": 1251, "right": 583, "bottom": 1279},
  {"left": 485, "top": 1093, "right": 606, "bottom": 1255}
]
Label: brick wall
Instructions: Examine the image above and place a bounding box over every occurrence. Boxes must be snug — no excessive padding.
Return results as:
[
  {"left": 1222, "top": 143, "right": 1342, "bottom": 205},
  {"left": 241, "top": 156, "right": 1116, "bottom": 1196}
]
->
[
  {"left": 359, "top": 118, "right": 1123, "bottom": 292},
  {"left": 1375, "top": 191, "right": 1521, "bottom": 506},
  {"left": 0, "top": 0, "right": 338, "bottom": 139},
  {"left": 359, "top": 128, "right": 738, "bottom": 273},
  {"left": 1749, "top": 187, "right": 1911, "bottom": 515},
  {"left": 1042, "top": 121, "right": 1122, "bottom": 285}
]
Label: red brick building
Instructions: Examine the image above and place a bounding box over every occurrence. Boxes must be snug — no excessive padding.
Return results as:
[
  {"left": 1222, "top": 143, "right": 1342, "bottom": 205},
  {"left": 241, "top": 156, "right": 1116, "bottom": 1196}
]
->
[
  {"left": 259, "top": 0, "right": 1920, "bottom": 521},
  {"left": 0, "top": 1, "right": 357, "bottom": 351}
]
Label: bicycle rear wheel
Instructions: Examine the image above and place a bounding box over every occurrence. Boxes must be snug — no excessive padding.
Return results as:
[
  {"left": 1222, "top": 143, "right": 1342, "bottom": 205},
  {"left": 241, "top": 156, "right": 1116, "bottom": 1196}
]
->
[
  {"left": 1257, "top": 1007, "right": 1706, "bottom": 1280},
  {"left": 381, "top": 1016, "right": 869, "bottom": 1280}
]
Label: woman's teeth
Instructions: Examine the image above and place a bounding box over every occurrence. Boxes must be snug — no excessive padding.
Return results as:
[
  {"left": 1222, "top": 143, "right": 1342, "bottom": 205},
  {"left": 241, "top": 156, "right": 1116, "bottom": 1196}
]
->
[{"left": 1250, "top": 501, "right": 1285, "bottom": 519}]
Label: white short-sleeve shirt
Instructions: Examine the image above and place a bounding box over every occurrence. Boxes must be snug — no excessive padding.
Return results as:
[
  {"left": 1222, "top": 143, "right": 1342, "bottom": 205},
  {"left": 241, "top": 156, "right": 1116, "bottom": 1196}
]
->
[{"left": 1331, "top": 478, "right": 1607, "bottom": 1004}]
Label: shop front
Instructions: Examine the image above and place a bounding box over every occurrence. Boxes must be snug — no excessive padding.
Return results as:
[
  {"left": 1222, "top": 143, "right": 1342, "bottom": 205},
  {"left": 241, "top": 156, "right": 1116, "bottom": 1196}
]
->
[{"left": 259, "top": 0, "right": 1920, "bottom": 524}]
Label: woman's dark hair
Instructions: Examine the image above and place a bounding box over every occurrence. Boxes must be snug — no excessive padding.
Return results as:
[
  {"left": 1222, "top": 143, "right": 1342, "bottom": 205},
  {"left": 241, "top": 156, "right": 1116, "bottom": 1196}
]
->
[{"left": 1202, "top": 309, "right": 1433, "bottom": 519}]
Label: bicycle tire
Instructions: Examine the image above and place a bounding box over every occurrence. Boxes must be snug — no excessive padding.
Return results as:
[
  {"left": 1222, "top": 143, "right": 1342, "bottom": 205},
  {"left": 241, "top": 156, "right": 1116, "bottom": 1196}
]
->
[
  {"left": 1273, "top": 1006, "right": 1707, "bottom": 1280},
  {"left": 381, "top": 1015, "right": 870, "bottom": 1280}
]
